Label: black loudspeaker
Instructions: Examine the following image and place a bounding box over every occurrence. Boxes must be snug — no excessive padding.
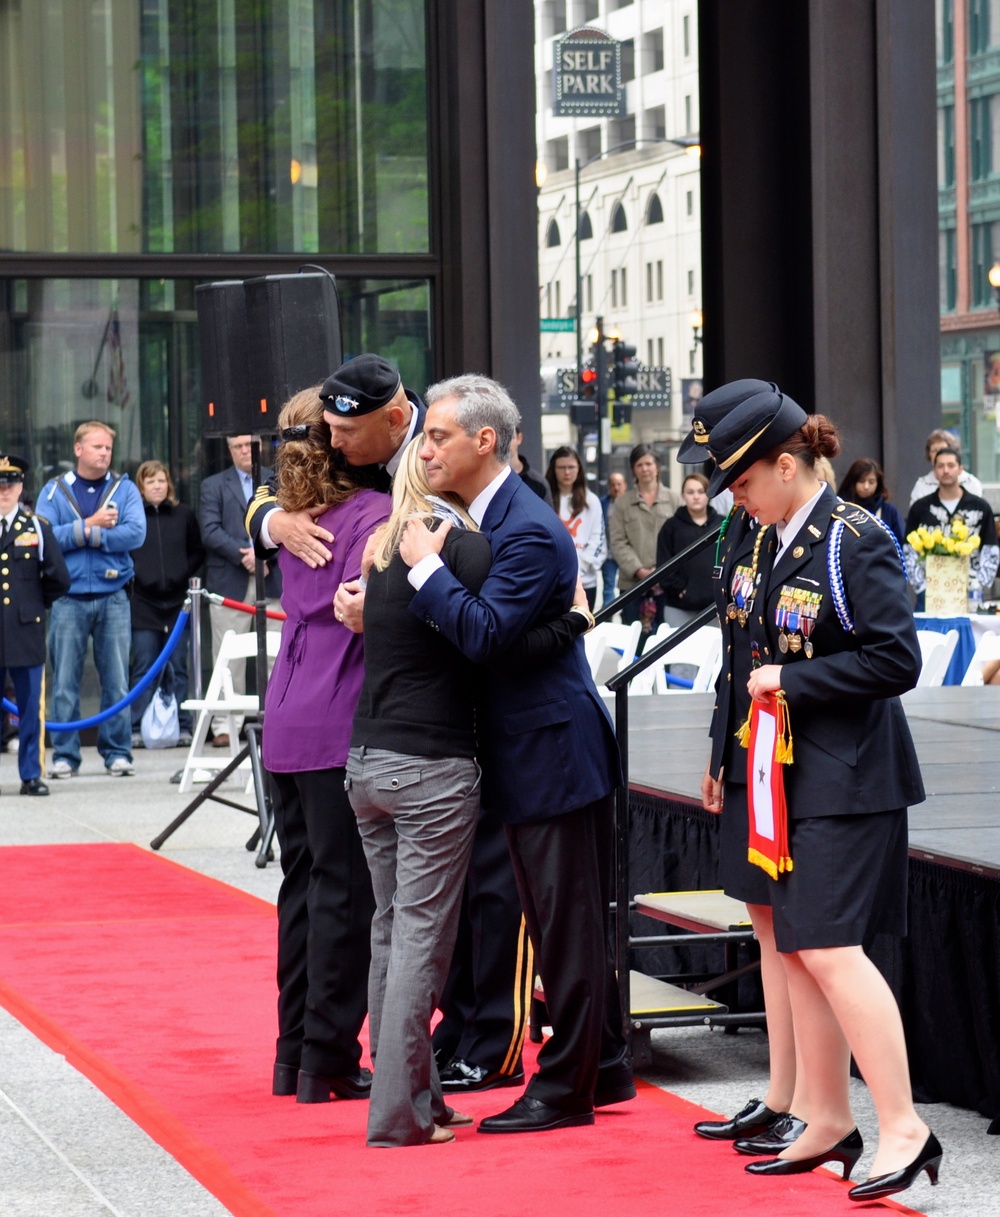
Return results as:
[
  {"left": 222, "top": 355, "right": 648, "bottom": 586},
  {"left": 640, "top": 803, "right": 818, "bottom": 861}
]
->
[
  {"left": 244, "top": 272, "right": 343, "bottom": 431},
  {"left": 195, "top": 281, "right": 252, "bottom": 439}
]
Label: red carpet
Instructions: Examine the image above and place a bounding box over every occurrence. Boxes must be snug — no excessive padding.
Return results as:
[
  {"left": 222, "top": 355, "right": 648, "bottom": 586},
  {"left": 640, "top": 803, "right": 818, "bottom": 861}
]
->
[{"left": 0, "top": 844, "right": 925, "bottom": 1217}]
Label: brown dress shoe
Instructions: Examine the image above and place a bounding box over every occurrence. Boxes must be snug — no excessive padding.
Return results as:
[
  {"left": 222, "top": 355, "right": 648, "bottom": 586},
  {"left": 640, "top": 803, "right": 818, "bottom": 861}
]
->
[{"left": 211, "top": 733, "right": 230, "bottom": 748}]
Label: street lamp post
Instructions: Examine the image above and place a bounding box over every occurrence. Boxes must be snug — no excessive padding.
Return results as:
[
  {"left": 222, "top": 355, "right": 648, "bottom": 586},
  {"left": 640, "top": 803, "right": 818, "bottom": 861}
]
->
[{"left": 573, "top": 135, "right": 700, "bottom": 488}]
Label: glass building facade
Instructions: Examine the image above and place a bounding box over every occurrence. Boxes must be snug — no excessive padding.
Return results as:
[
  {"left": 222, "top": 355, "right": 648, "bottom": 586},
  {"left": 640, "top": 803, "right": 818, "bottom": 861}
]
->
[{"left": 0, "top": 0, "right": 434, "bottom": 500}]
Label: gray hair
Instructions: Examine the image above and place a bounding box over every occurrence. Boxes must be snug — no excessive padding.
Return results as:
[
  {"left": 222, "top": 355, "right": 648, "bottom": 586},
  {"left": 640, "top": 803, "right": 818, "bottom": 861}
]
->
[{"left": 424, "top": 374, "right": 521, "bottom": 464}]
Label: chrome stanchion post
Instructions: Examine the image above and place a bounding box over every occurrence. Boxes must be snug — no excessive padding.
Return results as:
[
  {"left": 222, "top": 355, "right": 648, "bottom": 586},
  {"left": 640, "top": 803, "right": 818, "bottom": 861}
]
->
[{"left": 188, "top": 577, "right": 203, "bottom": 700}]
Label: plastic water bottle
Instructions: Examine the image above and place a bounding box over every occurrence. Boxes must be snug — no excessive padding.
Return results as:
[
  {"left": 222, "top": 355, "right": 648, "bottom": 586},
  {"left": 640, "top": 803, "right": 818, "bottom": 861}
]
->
[{"left": 969, "top": 580, "right": 984, "bottom": 613}]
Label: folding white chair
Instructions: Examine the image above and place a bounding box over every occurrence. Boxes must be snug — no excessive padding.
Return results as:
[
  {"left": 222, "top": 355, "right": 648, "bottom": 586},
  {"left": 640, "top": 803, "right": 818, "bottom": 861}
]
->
[
  {"left": 651, "top": 625, "right": 724, "bottom": 693},
  {"left": 915, "top": 629, "right": 958, "bottom": 688},
  {"left": 588, "top": 619, "right": 643, "bottom": 687},
  {"left": 178, "top": 628, "right": 282, "bottom": 793},
  {"left": 960, "top": 629, "right": 1000, "bottom": 686}
]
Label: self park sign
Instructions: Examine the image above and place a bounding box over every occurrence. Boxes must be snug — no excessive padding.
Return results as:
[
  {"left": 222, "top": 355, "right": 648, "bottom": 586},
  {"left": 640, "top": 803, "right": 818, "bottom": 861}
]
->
[{"left": 553, "top": 27, "right": 625, "bottom": 119}]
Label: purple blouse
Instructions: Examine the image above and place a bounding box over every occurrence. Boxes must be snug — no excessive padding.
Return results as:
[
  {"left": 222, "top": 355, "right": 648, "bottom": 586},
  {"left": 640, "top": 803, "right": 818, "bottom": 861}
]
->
[{"left": 262, "top": 489, "right": 390, "bottom": 772}]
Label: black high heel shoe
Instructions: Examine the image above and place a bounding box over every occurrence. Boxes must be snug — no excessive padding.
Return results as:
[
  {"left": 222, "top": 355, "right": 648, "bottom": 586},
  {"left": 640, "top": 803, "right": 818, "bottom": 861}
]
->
[
  {"left": 745, "top": 1127, "right": 863, "bottom": 1180},
  {"left": 847, "top": 1132, "right": 942, "bottom": 1202}
]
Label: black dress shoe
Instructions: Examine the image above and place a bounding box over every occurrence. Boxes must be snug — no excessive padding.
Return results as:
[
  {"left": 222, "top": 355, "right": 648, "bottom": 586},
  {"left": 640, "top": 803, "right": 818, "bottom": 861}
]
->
[
  {"left": 735, "top": 1114, "right": 807, "bottom": 1156},
  {"left": 439, "top": 1057, "right": 525, "bottom": 1092},
  {"left": 847, "top": 1131, "right": 942, "bottom": 1202},
  {"left": 296, "top": 1066, "right": 373, "bottom": 1103},
  {"left": 694, "top": 1096, "right": 785, "bottom": 1141},
  {"left": 272, "top": 1063, "right": 299, "bottom": 1096},
  {"left": 20, "top": 778, "right": 49, "bottom": 796},
  {"left": 478, "top": 1095, "right": 594, "bottom": 1134},
  {"left": 745, "top": 1127, "right": 864, "bottom": 1181}
]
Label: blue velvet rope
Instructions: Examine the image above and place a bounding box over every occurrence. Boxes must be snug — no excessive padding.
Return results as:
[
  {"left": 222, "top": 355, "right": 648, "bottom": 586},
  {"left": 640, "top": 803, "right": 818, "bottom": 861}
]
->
[{"left": 3, "top": 610, "right": 190, "bottom": 730}]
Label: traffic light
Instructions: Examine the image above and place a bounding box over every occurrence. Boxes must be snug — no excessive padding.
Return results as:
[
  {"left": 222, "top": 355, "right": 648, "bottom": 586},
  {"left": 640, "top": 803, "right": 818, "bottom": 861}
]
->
[
  {"left": 613, "top": 403, "right": 632, "bottom": 427},
  {"left": 579, "top": 364, "right": 599, "bottom": 399},
  {"left": 611, "top": 340, "right": 639, "bottom": 397}
]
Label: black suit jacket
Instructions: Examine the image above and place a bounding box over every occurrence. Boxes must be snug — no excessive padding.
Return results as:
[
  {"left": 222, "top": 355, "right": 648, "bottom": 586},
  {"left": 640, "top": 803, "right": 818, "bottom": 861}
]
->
[
  {"left": 200, "top": 465, "right": 282, "bottom": 601},
  {"left": 711, "top": 488, "right": 924, "bottom": 818}
]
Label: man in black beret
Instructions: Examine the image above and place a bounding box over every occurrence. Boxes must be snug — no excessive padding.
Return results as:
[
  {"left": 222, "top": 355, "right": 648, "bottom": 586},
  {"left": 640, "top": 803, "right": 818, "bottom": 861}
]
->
[
  {"left": 245, "top": 354, "right": 424, "bottom": 592},
  {"left": 0, "top": 455, "right": 71, "bottom": 794}
]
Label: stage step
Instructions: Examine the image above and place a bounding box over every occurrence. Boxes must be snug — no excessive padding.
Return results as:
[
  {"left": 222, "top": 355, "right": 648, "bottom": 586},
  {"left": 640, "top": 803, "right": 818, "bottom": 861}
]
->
[
  {"left": 634, "top": 889, "right": 752, "bottom": 933},
  {"left": 628, "top": 969, "right": 727, "bottom": 1016}
]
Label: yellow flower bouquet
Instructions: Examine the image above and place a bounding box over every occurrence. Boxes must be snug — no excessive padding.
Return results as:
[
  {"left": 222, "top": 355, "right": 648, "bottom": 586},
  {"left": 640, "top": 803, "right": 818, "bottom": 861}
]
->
[{"left": 906, "top": 523, "right": 981, "bottom": 559}]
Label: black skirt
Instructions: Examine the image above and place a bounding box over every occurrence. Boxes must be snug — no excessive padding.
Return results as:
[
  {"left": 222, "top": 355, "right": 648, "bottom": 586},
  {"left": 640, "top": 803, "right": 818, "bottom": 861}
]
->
[
  {"left": 770, "top": 809, "right": 909, "bottom": 953},
  {"left": 717, "top": 781, "right": 776, "bottom": 907}
]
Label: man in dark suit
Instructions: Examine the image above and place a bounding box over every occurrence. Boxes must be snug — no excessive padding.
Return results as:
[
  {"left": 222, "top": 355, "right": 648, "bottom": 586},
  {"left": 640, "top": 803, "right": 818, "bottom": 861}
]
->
[
  {"left": 0, "top": 454, "right": 71, "bottom": 795},
  {"left": 199, "top": 435, "right": 282, "bottom": 746},
  {"left": 399, "top": 374, "right": 634, "bottom": 1134}
]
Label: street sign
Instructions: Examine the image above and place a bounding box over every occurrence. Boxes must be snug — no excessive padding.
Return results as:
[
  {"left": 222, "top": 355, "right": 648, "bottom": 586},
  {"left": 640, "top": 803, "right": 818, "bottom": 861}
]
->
[
  {"left": 540, "top": 318, "right": 576, "bottom": 333},
  {"left": 555, "top": 366, "right": 672, "bottom": 407},
  {"left": 553, "top": 27, "right": 625, "bottom": 118}
]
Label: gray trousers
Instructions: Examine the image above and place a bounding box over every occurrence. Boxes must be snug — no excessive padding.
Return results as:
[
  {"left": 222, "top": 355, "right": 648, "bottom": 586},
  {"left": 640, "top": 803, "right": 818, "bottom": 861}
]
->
[{"left": 347, "top": 747, "right": 480, "bottom": 1147}]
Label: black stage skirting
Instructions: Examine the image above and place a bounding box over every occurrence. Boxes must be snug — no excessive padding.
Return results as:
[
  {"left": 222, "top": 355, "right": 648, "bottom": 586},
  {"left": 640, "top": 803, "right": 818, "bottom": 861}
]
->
[{"left": 622, "top": 688, "right": 1000, "bottom": 1124}]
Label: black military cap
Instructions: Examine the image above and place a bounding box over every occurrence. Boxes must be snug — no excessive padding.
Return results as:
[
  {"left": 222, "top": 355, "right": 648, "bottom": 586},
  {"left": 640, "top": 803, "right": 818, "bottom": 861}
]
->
[
  {"left": 677, "top": 379, "right": 777, "bottom": 463},
  {"left": 319, "top": 354, "right": 403, "bottom": 416},
  {"left": 0, "top": 454, "right": 28, "bottom": 484},
  {"left": 705, "top": 386, "right": 808, "bottom": 497}
]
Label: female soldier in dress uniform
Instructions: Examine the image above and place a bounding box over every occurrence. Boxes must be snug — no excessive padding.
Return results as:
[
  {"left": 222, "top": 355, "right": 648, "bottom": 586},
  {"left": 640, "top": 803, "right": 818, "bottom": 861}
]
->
[
  {"left": 677, "top": 383, "right": 809, "bottom": 1154},
  {"left": 700, "top": 387, "right": 940, "bottom": 1204},
  {"left": 0, "top": 454, "right": 70, "bottom": 794}
]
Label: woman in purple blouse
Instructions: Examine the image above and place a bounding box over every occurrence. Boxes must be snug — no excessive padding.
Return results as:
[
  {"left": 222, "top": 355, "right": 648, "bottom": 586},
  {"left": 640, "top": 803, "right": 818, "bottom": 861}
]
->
[{"left": 263, "top": 386, "right": 390, "bottom": 1105}]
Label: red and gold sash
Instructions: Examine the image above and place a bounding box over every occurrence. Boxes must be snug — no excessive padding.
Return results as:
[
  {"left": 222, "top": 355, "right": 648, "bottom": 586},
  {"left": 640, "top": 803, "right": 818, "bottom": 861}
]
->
[{"left": 739, "top": 692, "right": 794, "bottom": 880}]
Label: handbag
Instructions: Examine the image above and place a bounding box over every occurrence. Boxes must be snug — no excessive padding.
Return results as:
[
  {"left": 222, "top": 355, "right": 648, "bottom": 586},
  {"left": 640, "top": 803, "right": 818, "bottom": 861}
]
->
[{"left": 141, "top": 684, "right": 180, "bottom": 749}]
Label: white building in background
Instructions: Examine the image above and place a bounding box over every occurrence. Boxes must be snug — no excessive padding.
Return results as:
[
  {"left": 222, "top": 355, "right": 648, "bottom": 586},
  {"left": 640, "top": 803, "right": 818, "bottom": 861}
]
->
[{"left": 535, "top": 0, "right": 702, "bottom": 482}]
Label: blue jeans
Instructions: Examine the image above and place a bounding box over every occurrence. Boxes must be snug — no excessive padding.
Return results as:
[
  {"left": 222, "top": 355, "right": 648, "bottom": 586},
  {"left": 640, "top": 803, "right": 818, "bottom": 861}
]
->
[
  {"left": 600, "top": 559, "right": 619, "bottom": 609},
  {"left": 49, "top": 590, "right": 133, "bottom": 769},
  {"left": 130, "top": 621, "right": 192, "bottom": 733}
]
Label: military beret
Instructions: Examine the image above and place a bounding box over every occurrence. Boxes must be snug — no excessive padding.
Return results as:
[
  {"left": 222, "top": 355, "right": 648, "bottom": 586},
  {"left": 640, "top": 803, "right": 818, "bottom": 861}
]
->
[
  {"left": 0, "top": 454, "right": 28, "bottom": 484},
  {"left": 705, "top": 386, "right": 808, "bottom": 497},
  {"left": 677, "top": 379, "right": 777, "bottom": 463},
  {"left": 319, "top": 354, "right": 403, "bottom": 416}
]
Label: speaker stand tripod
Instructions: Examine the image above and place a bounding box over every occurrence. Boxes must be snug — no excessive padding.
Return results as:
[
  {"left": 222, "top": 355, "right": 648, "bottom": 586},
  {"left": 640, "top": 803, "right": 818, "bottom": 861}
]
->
[{"left": 150, "top": 437, "right": 278, "bottom": 867}]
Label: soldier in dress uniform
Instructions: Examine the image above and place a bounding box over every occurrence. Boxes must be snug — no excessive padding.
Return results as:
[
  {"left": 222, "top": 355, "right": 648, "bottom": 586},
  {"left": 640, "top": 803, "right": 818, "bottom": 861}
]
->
[{"left": 0, "top": 455, "right": 71, "bottom": 795}]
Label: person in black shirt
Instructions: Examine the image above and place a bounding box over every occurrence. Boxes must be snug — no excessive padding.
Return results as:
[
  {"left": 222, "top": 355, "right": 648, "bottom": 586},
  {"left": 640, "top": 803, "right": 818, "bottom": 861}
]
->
[
  {"left": 656, "top": 471, "right": 723, "bottom": 628},
  {"left": 129, "top": 461, "right": 205, "bottom": 746}
]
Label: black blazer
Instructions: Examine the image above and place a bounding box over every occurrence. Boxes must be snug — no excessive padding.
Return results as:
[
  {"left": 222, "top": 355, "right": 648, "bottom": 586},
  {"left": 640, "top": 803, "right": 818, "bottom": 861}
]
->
[
  {"left": 711, "top": 488, "right": 925, "bottom": 818},
  {"left": 200, "top": 465, "right": 282, "bottom": 601}
]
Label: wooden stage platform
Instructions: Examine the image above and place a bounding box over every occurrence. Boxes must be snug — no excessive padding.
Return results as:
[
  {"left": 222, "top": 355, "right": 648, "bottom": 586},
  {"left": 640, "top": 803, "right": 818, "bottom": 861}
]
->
[{"left": 617, "top": 686, "right": 1000, "bottom": 1122}]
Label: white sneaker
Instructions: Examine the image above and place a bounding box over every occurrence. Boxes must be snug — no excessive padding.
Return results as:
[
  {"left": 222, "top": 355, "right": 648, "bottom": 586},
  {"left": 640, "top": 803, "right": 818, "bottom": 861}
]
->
[
  {"left": 106, "top": 758, "right": 135, "bottom": 777},
  {"left": 51, "top": 759, "right": 78, "bottom": 779}
]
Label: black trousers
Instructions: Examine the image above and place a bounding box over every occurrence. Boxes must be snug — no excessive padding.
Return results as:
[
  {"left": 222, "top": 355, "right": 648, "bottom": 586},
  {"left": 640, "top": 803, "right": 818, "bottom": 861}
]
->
[
  {"left": 270, "top": 767, "right": 375, "bottom": 1076},
  {"left": 505, "top": 794, "right": 627, "bottom": 1112},
  {"left": 432, "top": 810, "right": 532, "bottom": 1076}
]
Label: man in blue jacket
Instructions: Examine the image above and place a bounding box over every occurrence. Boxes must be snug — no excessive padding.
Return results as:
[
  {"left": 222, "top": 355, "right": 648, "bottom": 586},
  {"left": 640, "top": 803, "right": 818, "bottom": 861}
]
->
[
  {"left": 399, "top": 375, "right": 633, "bottom": 1134},
  {"left": 38, "top": 421, "right": 145, "bottom": 777}
]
